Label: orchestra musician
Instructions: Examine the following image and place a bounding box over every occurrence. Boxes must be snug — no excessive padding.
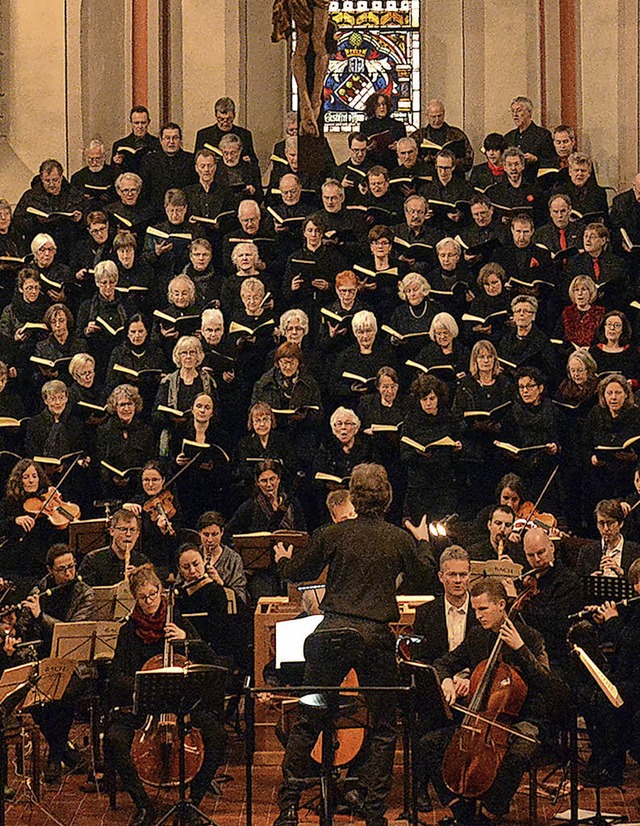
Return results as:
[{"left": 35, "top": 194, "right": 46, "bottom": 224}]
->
[
  {"left": 78, "top": 508, "right": 148, "bottom": 586},
  {"left": 577, "top": 557, "right": 640, "bottom": 788},
  {"left": 105, "top": 564, "right": 227, "bottom": 826},
  {"left": 272, "top": 463, "right": 435, "bottom": 826},
  {"left": 421, "top": 578, "right": 553, "bottom": 826},
  {"left": 19, "top": 543, "right": 96, "bottom": 784},
  {"left": 520, "top": 527, "right": 582, "bottom": 674},
  {"left": 467, "top": 504, "right": 526, "bottom": 567},
  {"left": 411, "top": 546, "right": 478, "bottom": 813},
  {"left": 576, "top": 499, "right": 640, "bottom": 579}
]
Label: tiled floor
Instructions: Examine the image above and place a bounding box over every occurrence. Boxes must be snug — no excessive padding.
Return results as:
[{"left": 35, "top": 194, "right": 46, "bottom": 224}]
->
[{"left": 5, "top": 725, "right": 640, "bottom": 825}]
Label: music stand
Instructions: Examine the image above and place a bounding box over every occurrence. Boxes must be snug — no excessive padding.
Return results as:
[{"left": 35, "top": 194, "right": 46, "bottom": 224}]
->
[
  {"left": 0, "top": 668, "right": 36, "bottom": 826},
  {"left": 582, "top": 576, "right": 633, "bottom": 604},
  {"left": 90, "top": 580, "right": 135, "bottom": 620},
  {"left": 233, "top": 531, "right": 309, "bottom": 571},
  {"left": 68, "top": 518, "right": 108, "bottom": 557},
  {"left": 51, "top": 621, "right": 122, "bottom": 661},
  {"left": 134, "top": 664, "right": 227, "bottom": 826}
]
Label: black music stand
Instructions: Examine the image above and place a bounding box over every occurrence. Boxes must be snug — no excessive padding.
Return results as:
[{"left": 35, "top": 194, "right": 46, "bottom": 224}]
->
[
  {"left": 582, "top": 575, "right": 633, "bottom": 604},
  {"left": 134, "top": 664, "right": 227, "bottom": 826},
  {"left": 0, "top": 672, "right": 36, "bottom": 826}
]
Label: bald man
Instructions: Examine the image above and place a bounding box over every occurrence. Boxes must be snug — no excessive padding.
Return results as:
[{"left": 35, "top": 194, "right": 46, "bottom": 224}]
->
[
  {"left": 519, "top": 527, "right": 582, "bottom": 673},
  {"left": 417, "top": 99, "right": 474, "bottom": 177}
]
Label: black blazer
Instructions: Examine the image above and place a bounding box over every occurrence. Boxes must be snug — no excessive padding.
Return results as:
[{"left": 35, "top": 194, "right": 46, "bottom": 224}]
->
[
  {"left": 576, "top": 538, "right": 640, "bottom": 579},
  {"left": 413, "top": 594, "right": 479, "bottom": 664}
]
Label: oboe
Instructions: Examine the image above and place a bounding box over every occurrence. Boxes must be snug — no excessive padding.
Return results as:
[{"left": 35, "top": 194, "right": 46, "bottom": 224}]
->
[{"left": 568, "top": 593, "right": 640, "bottom": 621}]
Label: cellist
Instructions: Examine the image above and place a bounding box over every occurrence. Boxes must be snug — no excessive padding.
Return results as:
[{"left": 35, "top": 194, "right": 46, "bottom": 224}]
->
[
  {"left": 421, "top": 578, "right": 554, "bottom": 826},
  {"left": 105, "top": 564, "right": 227, "bottom": 826}
]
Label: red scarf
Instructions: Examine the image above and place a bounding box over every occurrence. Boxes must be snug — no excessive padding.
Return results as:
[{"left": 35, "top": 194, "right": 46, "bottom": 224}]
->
[
  {"left": 488, "top": 160, "right": 504, "bottom": 177},
  {"left": 133, "top": 598, "right": 167, "bottom": 644}
]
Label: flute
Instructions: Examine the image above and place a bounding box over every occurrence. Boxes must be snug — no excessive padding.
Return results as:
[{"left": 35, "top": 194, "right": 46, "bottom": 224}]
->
[{"left": 568, "top": 593, "right": 640, "bottom": 621}]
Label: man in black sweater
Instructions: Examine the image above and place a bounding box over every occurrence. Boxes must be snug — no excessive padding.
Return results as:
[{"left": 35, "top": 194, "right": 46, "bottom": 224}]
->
[
  {"left": 272, "top": 463, "right": 436, "bottom": 826},
  {"left": 78, "top": 508, "right": 148, "bottom": 586}
]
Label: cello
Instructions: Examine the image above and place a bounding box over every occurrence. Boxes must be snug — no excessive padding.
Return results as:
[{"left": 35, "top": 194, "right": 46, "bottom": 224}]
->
[
  {"left": 441, "top": 582, "right": 539, "bottom": 799},
  {"left": 130, "top": 580, "right": 205, "bottom": 787}
]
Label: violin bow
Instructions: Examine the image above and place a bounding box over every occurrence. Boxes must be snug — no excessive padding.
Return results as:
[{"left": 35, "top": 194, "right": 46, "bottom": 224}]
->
[
  {"left": 163, "top": 451, "right": 203, "bottom": 489},
  {"left": 450, "top": 704, "right": 539, "bottom": 742},
  {"left": 521, "top": 464, "right": 559, "bottom": 525}
]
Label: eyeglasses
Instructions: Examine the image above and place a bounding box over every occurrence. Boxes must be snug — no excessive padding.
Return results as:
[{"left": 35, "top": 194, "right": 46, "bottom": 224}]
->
[
  {"left": 137, "top": 589, "right": 160, "bottom": 603},
  {"left": 518, "top": 382, "right": 539, "bottom": 391},
  {"left": 436, "top": 165, "right": 453, "bottom": 171},
  {"left": 120, "top": 188, "right": 139, "bottom": 195},
  {"left": 53, "top": 562, "right": 76, "bottom": 574}
]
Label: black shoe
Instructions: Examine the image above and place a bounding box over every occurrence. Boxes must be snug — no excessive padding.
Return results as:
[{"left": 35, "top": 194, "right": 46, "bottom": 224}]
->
[
  {"left": 274, "top": 806, "right": 298, "bottom": 826},
  {"left": 44, "top": 758, "right": 63, "bottom": 784},
  {"left": 344, "top": 788, "right": 366, "bottom": 817},
  {"left": 131, "top": 804, "right": 155, "bottom": 826}
]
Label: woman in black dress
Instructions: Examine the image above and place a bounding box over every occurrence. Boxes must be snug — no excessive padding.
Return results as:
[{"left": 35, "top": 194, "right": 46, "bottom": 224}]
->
[
  {"left": 122, "top": 459, "right": 182, "bottom": 581},
  {"left": 96, "top": 383, "right": 155, "bottom": 501},
  {"left": 589, "top": 311, "right": 640, "bottom": 383},
  {"left": 586, "top": 373, "right": 640, "bottom": 508},
  {"left": 452, "top": 339, "right": 513, "bottom": 515},
  {"left": 360, "top": 92, "right": 407, "bottom": 171},
  {"left": 105, "top": 313, "right": 166, "bottom": 420},
  {"left": 0, "top": 458, "right": 61, "bottom": 591},
  {"left": 400, "top": 374, "right": 461, "bottom": 522},
  {"left": 32, "top": 303, "right": 86, "bottom": 391}
]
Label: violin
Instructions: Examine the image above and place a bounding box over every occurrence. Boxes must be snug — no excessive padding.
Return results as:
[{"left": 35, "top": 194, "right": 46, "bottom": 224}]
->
[
  {"left": 130, "top": 581, "right": 204, "bottom": 788},
  {"left": 143, "top": 489, "right": 176, "bottom": 535},
  {"left": 441, "top": 581, "right": 538, "bottom": 799},
  {"left": 23, "top": 487, "right": 81, "bottom": 529}
]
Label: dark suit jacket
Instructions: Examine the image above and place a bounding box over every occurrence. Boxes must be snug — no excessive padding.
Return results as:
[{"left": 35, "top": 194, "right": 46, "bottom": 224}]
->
[
  {"left": 413, "top": 595, "right": 479, "bottom": 664},
  {"left": 576, "top": 538, "right": 640, "bottom": 579}
]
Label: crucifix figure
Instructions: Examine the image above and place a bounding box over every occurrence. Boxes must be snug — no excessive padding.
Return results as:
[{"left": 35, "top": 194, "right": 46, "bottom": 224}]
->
[{"left": 272, "top": 0, "right": 331, "bottom": 136}]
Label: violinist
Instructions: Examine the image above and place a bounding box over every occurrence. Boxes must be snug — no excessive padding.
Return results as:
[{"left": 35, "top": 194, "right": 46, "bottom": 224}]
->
[
  {"left": 19, "top": 543, "right": 96, "bottom": 784},
  {"left": 0, "top": 459, "right": 64, "bottom": 590},
  {"left": 421, "top": 579, "right": 553, "bottom": 826},
  {"left": 78, "top": 508, "right": 148, "bottom": 586},
  {"left": 520, "top": 527, "right": 581, "bottom": 674},
  {"left": 105, "top": 564, "right": 227, "bottom": 826},
  {"left": 123, "top": 460, "right": 182, "bottom": 581},
  {"left": 576, "top": 499, "right": 640, "bottom": 579}
]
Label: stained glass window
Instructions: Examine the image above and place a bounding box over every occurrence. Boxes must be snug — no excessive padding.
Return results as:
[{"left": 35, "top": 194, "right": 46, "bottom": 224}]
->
[{"left": 291, "top": 0, "right": 421, "bottom": 134}]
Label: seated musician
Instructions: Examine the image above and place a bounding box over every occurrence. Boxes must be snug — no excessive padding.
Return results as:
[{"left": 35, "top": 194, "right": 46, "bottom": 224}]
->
[
  {"left": 105, "top": 564, "right": 227, "bottom": 826},
  {"left": 197, "top": 510, "right": 248, "bottom": 605},
  {"left": 412, "top": 546, "right": 478, "bottom": 813},
  {"left": 78, "top": 508, "right": 148, "bottom": 586},
  {"left": 175, "top": 541, "right": 235, "bottom": 665},
  {"left": 576, "top": 499, "right": 640, "bottom": 578},
  {"left": 467, "top": 504, "right": 526, "bottom": 568},
  {"left": 421, "top": 578, "right": 553, "bottom": 826},
  {"left": 520, "top": 527, "right": 582, "bottom": 675},
  {"left": 19, "top": 543, "right": 96, "bottom": 783},
  {"left": 577, "top": 557, "right": 640, "bottom": 787}
]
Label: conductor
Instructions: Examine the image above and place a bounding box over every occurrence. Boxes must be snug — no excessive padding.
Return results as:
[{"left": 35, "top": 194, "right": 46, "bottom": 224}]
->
[{"left": 272, "top": 463, "right": 435, "bottom": 826}]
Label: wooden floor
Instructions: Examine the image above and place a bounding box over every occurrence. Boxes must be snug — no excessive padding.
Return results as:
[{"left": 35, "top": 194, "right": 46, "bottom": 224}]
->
[{"left": 5, "top": 724, "right": 640, "bottom": 826}]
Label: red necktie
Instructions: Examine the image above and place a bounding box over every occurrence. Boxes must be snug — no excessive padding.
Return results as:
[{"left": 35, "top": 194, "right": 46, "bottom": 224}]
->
[
  {"left": 593, "top": 258, "right": 601, "bottom": 280},
  {"left": 559, "top": 229, "right": 567, "bottom": 250}
]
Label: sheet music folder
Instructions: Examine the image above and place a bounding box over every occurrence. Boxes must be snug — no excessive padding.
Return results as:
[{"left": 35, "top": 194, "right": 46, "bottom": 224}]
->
[{"left": 1, "top": 658, "right": 76, "bottom": 708}]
